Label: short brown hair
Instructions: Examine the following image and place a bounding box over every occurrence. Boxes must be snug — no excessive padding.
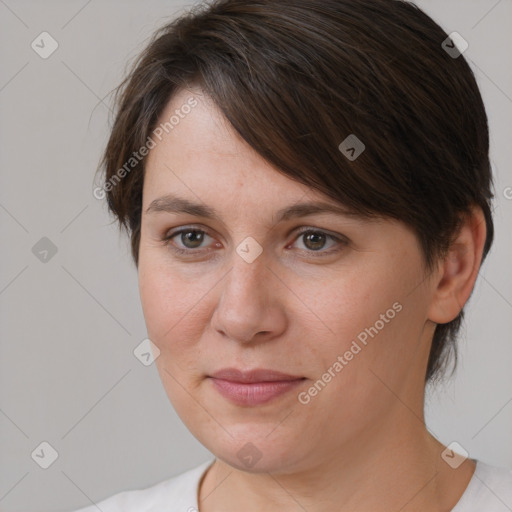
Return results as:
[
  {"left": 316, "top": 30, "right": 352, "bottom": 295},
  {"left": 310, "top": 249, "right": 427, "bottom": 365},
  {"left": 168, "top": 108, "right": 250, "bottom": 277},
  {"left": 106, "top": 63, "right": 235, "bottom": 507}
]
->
[{"left": 97, "top": 0, "right": 494, "bottom": 383}]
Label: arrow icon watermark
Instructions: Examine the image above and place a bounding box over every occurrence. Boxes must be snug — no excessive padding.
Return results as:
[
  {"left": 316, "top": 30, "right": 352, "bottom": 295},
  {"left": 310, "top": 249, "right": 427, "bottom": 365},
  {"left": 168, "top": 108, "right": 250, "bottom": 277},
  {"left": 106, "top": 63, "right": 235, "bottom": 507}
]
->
[{"left": 338, "top": 134, "right": 365, "bottom": 161}]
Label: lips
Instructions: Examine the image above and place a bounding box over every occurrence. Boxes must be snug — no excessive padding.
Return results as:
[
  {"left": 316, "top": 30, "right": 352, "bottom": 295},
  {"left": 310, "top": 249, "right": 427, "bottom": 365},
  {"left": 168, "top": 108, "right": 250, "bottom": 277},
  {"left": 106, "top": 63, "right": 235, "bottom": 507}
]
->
[
  {"left": 210, "top": 368, "right": 304, "bottom": 383},
  {"left": 209, "top": 368, "right": 305, "bottom": 406}
]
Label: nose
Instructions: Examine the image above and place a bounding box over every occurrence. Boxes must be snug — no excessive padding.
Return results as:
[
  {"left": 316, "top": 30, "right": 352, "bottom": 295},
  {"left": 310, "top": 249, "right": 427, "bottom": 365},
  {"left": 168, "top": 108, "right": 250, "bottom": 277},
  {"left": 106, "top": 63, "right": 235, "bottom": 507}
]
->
[{"left": 211, "top": 251, "right": 287, "bottom": 344}]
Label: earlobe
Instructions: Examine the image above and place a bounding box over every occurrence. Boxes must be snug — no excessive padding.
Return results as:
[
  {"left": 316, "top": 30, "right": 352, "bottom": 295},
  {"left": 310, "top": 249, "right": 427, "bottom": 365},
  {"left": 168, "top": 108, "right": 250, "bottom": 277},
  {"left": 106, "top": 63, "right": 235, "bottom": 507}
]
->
[{"left": 428, "top": 206, "right": 487, "bottom": 324}]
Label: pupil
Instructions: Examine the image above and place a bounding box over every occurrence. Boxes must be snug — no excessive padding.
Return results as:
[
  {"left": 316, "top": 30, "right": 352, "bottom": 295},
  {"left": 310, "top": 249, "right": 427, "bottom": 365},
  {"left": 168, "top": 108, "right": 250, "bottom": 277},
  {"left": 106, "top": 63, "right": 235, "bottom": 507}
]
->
[
  {"left": 305, "top": 232, "right": 325, "bottom": 250},
  {"left": 183, "top": 231, "right": 203, "bottom": 248}
]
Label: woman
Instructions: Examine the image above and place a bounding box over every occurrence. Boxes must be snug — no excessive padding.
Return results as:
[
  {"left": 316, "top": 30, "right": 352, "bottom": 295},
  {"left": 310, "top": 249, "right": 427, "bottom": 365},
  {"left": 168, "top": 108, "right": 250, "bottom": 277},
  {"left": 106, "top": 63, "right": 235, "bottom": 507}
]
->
[{"left": 76, "top": 0, "right": 512, "bottom": 510}]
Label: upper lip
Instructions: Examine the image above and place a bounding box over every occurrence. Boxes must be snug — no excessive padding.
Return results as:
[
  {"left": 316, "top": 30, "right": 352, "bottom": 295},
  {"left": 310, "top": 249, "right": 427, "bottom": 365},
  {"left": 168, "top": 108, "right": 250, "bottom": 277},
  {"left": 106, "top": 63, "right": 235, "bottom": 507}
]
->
[{"left": 210, "top": 368, "right": 304, "bottom": 383}]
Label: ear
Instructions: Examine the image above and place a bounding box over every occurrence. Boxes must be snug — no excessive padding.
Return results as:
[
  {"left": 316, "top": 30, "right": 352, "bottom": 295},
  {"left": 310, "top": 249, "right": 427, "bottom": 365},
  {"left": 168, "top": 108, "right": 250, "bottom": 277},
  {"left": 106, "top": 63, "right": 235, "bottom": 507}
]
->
[{"left": 428, "top": 206, "right": 487, "bottom": 324}]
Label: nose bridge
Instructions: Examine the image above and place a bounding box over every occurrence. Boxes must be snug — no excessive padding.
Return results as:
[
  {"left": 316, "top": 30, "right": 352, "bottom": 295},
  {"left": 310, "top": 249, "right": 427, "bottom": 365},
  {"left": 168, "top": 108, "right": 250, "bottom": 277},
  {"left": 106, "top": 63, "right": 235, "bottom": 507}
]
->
[
  {"left": 226, "top": 245, "right": 268, "bottom": 299},
  {"left": 226, "top": 227, "right": 268, "bottom": 286}
]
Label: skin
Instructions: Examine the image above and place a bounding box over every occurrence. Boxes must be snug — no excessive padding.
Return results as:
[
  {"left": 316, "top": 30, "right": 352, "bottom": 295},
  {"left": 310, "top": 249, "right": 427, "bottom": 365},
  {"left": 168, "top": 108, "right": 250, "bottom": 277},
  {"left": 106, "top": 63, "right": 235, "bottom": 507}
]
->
[{"left": 138, "top": 86, "right": 487, "bottom": 511}]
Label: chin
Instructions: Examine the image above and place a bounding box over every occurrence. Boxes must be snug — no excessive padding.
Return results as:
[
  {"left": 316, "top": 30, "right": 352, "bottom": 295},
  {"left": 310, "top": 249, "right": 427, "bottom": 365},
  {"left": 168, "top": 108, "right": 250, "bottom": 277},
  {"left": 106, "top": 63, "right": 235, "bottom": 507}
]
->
[{"left": 197, "top": 422, "right": 304, "bottom": 474}]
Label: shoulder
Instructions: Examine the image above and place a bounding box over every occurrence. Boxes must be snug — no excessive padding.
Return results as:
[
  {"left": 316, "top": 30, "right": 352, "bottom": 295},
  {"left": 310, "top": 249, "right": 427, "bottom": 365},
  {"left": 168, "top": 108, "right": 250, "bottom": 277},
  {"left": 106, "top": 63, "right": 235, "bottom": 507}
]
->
[
  {"left": 453, "top": 460, "right": 512, "bottom": 512},
  {"left": 70, "top": 459, "right": 215, "bottom": 512}
]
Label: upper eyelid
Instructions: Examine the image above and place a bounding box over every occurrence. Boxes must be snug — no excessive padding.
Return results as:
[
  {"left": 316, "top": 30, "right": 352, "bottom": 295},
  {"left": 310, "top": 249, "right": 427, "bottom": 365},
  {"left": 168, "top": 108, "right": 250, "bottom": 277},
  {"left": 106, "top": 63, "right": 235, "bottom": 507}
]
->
[
  {"left": 165, "top": 225, "right": 345, "bottom": 248},
  {"left": 165, "top": 224, "right": 342, "bottom": 239},
  {"left": 165, "top": 225, "right": 216, "bottom": 242}
]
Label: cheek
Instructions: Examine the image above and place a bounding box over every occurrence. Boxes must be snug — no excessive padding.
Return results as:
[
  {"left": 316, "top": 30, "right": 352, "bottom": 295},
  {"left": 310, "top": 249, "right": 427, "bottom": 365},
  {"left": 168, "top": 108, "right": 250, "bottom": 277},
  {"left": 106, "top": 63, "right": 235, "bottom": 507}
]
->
[
  {"left": 312, "top": 270, "right": 401, "bottom": 341},
  {"left": 138, "top": 256, "right": 216, "bottom": 359},
  {"left": 139, "top": 266, "right": 175, "bottom": 343},
  {"left": 310, "top": 263, "right": 425, "bottom": 379}
]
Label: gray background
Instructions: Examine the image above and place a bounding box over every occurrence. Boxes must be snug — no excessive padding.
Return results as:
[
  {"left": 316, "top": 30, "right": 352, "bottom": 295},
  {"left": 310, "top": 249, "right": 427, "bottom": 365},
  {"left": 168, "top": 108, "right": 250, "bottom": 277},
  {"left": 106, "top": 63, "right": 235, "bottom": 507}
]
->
[{"left": 0, "top": 0, "right": 510, "bottom": 510}]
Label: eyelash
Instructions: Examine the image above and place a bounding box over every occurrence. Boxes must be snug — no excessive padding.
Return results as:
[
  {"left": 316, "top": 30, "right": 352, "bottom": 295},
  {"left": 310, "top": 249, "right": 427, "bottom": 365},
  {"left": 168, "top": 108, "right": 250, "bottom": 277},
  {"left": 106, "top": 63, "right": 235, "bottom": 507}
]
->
[{"left": 160, "top": 225, "right": 347, "bottom": 258}]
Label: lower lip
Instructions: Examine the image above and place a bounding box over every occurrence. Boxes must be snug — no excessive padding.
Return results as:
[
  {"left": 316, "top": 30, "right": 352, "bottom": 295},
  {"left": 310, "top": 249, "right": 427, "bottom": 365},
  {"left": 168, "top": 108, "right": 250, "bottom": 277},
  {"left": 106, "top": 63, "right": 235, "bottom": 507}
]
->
[{"left": 209, "top": 378, "right": 304, "bottom": 406}]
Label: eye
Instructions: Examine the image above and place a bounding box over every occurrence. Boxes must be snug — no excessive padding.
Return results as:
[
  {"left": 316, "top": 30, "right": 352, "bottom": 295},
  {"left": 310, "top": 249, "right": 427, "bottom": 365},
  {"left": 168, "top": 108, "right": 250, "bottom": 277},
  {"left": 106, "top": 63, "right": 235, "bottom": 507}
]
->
[
  {"left": 289, "top": 228, "right": 345, "bottom": 256},
  {"left": 161, "top": 227, "right": 218, "bottom": 255},
  {"left": 161, "top": 226, "right": 347, "bottom": 258}
]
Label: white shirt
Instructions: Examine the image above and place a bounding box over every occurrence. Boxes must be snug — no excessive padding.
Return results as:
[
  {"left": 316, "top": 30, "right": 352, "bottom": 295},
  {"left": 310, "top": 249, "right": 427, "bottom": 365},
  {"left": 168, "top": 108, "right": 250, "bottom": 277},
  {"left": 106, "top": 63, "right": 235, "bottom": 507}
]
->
[{"left": 72, "top": 458, "right": 512, "bottom": 512}]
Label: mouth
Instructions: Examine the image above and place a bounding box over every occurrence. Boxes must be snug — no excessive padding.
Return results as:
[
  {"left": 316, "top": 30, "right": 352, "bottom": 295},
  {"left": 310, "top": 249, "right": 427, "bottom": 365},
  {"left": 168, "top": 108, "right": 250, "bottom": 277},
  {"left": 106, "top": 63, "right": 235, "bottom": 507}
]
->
[{"left": 208, "top": 368, "right": 306, "bottom": 406}]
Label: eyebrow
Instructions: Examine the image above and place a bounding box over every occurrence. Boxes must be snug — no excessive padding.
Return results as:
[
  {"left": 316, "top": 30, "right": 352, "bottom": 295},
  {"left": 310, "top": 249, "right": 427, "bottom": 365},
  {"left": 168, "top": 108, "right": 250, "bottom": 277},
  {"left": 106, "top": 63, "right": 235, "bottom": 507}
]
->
[{"left": 144, "top": 193, "right": 359, "bottom": 223}]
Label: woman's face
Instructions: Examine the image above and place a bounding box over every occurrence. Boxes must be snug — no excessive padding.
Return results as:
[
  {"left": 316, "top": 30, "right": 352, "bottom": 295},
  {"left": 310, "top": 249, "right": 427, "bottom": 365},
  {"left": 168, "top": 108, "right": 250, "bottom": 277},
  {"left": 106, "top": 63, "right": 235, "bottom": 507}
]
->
[{"left": 138, "top": 87, "right": 439, "bottom": 473}]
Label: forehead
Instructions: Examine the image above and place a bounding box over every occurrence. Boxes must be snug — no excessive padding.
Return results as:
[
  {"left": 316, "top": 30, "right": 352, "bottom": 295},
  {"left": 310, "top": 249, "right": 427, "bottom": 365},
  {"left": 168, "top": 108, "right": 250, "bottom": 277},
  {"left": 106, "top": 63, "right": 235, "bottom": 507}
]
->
[{"left": 142, "top": 87, "right": 335, "bottom": 210}]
